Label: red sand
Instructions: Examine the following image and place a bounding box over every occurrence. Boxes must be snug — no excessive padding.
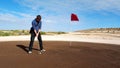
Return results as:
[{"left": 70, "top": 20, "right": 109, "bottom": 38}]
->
[{"left": 0, "top": 41, "right": 120, "bottom": 68}]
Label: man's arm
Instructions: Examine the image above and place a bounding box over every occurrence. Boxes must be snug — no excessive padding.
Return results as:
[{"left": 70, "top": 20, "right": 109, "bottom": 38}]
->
[
  {"left": 37, "top": 21, "right": 42, "bottom": 36},
  {"left": 32, "top": 20, "right": 38, "bottom": 36},
  {"left": 37, "top": 29, "right": 40, "bottom": 34},
  {"left": 36, "top": 29, "right": 40, "bottom": 37},
  {"left": 34, "top": 30, "right": 37, "bottom": 34}
]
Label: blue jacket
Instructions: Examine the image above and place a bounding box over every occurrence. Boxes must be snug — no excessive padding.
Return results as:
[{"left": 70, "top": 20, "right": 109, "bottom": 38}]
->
[{"left": 32, "top": 19, "right": 42, "bottom": 32}]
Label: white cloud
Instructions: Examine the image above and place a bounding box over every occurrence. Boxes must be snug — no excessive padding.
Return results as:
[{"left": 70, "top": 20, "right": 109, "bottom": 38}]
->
[
  {"left": 0, "top": 9, "right": 34, "bottom": 30},
  {"left": 15, "top": 0, "right": 120, "bottom": 15},
  {"left": 91, "top": 0, "right": 120, "bottom": 11},
  {"left": 0, "top": 13, "right": 19, "bottom": 23}
]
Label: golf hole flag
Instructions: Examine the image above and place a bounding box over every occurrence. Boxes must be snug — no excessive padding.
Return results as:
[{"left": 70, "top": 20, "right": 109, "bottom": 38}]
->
[{"left": 71, "top": 13, "right": 79, "bottom": 21}]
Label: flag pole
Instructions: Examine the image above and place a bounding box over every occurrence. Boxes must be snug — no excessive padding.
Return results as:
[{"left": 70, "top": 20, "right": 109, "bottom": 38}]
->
[
  {"left": 69, "top": 21, "right": 72, "bottom": 46},
  {"left": 69, "top": 13, "right": 79, "bottom": 46}
]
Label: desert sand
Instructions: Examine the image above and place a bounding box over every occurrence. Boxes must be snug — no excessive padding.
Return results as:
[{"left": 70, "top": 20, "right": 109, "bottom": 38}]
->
[
  {"left": 0, "top": 41, "right": 120, "bottom": 68},
  {"left": 0, "top": 34, "right": 120, "bottom": 45}
]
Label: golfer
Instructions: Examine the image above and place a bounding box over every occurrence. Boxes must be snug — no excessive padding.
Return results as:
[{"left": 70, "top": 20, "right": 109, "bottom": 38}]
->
[{"left": 28, "top": 15, "right": 45, "bottom": 54}]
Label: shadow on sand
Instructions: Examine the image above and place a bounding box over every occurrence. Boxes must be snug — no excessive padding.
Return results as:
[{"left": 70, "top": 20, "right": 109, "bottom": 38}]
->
[{"left": 16, "top": 45, "right": 39, "bottom": 53}]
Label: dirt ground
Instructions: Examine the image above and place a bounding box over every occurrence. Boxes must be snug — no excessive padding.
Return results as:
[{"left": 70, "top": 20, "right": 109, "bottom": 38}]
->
[{"left": 0, "top": 41, "right": 120, "bottom": 68}]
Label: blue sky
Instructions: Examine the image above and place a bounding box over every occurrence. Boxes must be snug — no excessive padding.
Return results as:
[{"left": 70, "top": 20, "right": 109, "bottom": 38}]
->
[{"left": 0, "top": 0, "right": 120, "bottom": 32}]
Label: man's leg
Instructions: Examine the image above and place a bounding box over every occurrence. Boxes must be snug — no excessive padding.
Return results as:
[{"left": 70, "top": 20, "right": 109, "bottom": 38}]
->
[
  {"left": 38, "top": 33, "right": 43, "bottom": 50},
  {"left": 29, "top": 33, "right": 35, "bottom": 52}
]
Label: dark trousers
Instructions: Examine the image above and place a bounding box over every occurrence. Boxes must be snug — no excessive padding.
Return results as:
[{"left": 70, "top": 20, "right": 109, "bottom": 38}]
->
[{"left": 29, "top": 32, "right": 43, "bottom": 51}]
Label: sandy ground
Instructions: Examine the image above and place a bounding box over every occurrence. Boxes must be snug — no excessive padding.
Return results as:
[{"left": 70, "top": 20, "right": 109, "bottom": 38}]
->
[
  {"left": 0, "top": 34, "right": 120, "bottom": 68},
  {"left": 0, "top": 41, "right": 120, "bottom": 68},
  {"left": 0, "top": 34, "right": 120, "bottom": 45}
]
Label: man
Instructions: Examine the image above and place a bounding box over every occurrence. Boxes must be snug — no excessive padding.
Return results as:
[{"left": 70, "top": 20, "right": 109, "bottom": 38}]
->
[{"left": 28, "top": 15, "right": 45, "bottom": 54}]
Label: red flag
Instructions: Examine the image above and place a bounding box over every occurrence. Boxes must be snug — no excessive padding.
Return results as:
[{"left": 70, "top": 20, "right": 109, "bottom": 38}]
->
[{"left": 71, "top": 13, "right": 79, "bottom": 21}]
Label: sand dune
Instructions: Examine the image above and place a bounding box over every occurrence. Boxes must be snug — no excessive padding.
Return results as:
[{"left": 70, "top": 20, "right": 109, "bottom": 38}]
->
[{"left": 0, "top": 34, "right": 120, "bottom": 45}]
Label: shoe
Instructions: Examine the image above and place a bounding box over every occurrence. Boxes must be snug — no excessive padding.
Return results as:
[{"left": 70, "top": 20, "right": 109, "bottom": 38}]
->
[
  {"left": 41, "top": 49, "right": 46, "bottom": 52},
  {"left": 39, "top": 51, "right": 42, "bottom": 54},
  {"left": 28, "top": 51, "right": 32, "bottom": 54},
  {"left": 39, "top": 49, "right": 46, "bottom": 54}
]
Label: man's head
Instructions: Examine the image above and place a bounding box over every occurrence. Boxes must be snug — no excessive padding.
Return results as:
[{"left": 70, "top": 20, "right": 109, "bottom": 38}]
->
[{"left": 36, "top": 15, "right": 41, "bottom": 22}]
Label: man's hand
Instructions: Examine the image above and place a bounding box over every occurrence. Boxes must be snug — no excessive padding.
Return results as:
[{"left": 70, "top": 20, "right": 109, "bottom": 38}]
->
[
  {"left": 36, "top": 33, "right": 38, "bottom": 37},
  {"left": 34, "top": 30, "right": 38, "bottom": 37},
  {"left": 36, "top": 29, "right": 40, "bottom": 37},
  {"left": 34, "top": 29, "right": 40, "bottom": 37}
]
